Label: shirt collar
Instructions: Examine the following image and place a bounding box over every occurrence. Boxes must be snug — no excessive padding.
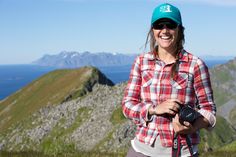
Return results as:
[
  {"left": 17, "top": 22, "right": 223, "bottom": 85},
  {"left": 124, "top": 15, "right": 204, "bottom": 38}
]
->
[
  {"left": 178, "top": 49, "right": 189, "bottom": 62},
  {"left": 144, "top": 49, "right": 189, "bottom": 62},
  {"left": 143, "top": 52, "right": 156, "bottom": 60}
]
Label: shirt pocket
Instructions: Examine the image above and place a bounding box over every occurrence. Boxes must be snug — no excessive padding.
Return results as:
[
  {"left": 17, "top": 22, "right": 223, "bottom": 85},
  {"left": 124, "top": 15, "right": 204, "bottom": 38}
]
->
[
  {"left": 171, "top": 72, "right": 189, "bottom": 89},
  {"left": 141, "top": 68, "right": 154, "bottom": 87}
]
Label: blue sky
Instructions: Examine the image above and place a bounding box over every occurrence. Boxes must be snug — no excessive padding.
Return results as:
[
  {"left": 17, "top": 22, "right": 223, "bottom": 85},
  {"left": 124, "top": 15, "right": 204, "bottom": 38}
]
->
[{"left": 0, "top": 0, "right": 236, "bottom": 64}]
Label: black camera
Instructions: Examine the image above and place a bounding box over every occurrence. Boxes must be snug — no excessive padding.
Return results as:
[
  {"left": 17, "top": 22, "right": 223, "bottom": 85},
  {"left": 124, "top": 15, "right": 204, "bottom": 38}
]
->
[{"left": 179, "top": 105, "right": 198, "bottom": 124}]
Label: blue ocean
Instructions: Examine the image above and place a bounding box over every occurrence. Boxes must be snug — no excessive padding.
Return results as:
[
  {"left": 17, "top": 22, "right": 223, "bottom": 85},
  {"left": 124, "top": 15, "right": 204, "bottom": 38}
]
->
[{"left": 0, "top": 60, "right": 229, "bottom": 100}]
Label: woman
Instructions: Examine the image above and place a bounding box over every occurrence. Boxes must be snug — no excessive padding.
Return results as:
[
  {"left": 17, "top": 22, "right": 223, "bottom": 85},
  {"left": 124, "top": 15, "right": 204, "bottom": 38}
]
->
[{"left": 122, "top": 3, "right": 216, "bottom": 157}]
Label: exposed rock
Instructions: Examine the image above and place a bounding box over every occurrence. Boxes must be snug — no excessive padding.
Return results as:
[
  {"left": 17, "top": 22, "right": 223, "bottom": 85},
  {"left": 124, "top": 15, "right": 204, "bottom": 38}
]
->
[{"left": 0, "top": 83, "right": 134, "bottom": 153}]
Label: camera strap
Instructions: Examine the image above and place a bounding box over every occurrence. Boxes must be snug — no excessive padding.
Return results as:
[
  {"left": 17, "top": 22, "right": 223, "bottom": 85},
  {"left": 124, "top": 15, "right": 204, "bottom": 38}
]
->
[
  {"left": 172, "top": 132, "right": 181, "bottom": 157},
  {"left": 186, "top": 135, "right": 194, "bottom": 156},
  {"left": 172, "top": 132, "right": 193, "bottom": 157}
]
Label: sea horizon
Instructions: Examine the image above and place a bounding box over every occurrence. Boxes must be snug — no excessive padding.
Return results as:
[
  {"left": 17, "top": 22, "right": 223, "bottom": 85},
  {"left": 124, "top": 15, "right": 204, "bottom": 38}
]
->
[{"left": 0, "top": 59, "right": 231, "bottom": 100}]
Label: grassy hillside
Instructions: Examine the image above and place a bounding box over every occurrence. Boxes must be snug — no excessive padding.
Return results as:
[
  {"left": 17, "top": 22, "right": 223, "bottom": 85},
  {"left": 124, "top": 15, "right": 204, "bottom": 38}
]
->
[
  {"left": 210, "top": 59, "right": 236, "bottom": 107},
  {"left": 0, "top": 66, "right": 112, "bottom": 133},
  {"left": 201, "top": 140, "right": 236, "bottom": 157},
  {"left": 198, "top": 116, "right": 236, "bottom": 153},
  {"left": 202, "top": 58, "right": 236, "bottom": 156},
  {"left": 229, "top": 108, "right": 236, "bottom": 126}
]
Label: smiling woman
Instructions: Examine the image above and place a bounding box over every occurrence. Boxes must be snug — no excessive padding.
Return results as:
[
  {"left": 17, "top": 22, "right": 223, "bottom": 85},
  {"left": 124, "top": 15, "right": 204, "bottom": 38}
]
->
[{"left": 122, "top": 3, "right": 217, "bottom": 157}]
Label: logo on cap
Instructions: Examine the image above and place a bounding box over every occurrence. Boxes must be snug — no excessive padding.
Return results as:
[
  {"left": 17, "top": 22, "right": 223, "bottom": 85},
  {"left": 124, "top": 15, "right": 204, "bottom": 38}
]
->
[{"left": 160, "top": 5, "right": 172, "bottom": 13}]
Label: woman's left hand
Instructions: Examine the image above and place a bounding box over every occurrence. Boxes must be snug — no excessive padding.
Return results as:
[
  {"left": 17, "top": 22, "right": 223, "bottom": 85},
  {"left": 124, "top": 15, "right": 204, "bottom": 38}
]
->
[{"left": 172, "top": 114, "right": 196, "bottom": 135}]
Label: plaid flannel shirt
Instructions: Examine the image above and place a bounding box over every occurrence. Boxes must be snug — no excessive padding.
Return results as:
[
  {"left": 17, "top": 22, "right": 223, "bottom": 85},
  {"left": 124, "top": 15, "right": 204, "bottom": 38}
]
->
[{"left": 122, "top": 50, "right": 216, "bottom": 147}]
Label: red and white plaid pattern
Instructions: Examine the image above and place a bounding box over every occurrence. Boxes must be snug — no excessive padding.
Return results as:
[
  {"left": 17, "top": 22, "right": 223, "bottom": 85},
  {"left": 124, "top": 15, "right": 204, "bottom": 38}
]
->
[{"left": 122, "top": 50, "right": 216, "bottom": 147}]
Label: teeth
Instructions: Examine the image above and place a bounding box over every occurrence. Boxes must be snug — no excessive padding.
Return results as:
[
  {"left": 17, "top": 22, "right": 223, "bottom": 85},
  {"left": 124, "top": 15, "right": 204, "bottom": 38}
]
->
[
  {"left": 161, "top": 37, "right": 170, "bottom": 39},
  {"left": 161, "top": 36, "right": 171, "bottom": 40},
  {"left": 161, "top": 36, "right": 169, "bottom": 39}
]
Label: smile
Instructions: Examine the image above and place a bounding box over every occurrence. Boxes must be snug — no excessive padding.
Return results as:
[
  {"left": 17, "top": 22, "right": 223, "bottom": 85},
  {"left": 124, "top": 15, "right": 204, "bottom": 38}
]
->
[{"left": 160, "top": 35, "right": 172, "bottom": 40}]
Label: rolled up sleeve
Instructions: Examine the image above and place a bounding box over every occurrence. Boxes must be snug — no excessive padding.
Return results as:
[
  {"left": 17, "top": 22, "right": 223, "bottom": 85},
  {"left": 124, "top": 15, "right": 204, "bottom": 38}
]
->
[{"left": 193, "top": 59, "right": 217, "bottom": 129}]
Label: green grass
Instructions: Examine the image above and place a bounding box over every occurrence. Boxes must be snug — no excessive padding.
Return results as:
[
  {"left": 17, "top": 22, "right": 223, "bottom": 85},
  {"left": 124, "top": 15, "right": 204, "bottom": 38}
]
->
[
  {"left": 229, "top": 108, "right": 236, "bottom": 126},
  {"left": 212, "top": 86, "right": 231, "bottom": 107},
  {"left": 211, "top": 68, "right": 233, "bottom": 83},
  {"left": 219, "top": 140, "right": 236, "bottom": 151},
  {"left": 110, "top": 106, "right": 126, "bottom": 125},
  {"left": 198, "top": 116, "right": 236, "bottom": 152},
  {"left": 201, "top": 141, "right": 236, "bottom": 157}
]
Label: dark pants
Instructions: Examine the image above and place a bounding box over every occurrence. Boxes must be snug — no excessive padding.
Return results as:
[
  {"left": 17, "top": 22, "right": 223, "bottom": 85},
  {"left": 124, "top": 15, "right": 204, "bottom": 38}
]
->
[{"left": 126, "top": 147, "right": 199, "bottom": 157}]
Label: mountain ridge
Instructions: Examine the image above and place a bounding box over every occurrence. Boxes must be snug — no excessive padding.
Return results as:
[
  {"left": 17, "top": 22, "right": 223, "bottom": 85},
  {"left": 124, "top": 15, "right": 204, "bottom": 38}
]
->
[{"left": 0, "top": 66, "right": 113, "bottom": 133}]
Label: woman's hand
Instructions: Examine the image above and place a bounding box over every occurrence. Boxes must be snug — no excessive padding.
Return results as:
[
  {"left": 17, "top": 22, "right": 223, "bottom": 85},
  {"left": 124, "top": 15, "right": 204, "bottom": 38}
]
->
[
  {"left": 149, "top": 99, "right": 181, "bottom": 116},
  {"left": 172, "top": 114, "right": 196, "bottom": 134}
]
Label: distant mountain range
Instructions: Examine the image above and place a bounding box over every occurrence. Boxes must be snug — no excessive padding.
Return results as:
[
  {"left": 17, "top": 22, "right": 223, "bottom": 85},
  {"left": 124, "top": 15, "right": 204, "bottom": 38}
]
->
[
  {"left": 32, "top": 51, "right": 235, "bottom": 68},
  {"left": 32, "top": 51, "right": 138, "bottom": 68},
  {"left": 199, "top": 55, "right": 234, "bottom": 61}
]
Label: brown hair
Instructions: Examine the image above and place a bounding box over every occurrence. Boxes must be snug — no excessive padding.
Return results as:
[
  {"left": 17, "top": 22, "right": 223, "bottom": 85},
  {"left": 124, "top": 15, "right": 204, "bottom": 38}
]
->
[{"left": 144, "top": 25, "right": 185, "bottom": 78}]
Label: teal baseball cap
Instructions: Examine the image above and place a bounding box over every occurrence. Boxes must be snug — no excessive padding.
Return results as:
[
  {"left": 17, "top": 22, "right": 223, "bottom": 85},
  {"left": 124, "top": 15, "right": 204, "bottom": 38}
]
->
[{"left": 151, "top": 3, "right": 182, "bottom": 25}]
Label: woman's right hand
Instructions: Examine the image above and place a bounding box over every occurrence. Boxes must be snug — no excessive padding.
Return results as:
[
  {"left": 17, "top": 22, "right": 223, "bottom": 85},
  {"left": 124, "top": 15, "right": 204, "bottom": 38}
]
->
[{"left": 149, "top": 99, "right": 181, "bottom": 116}]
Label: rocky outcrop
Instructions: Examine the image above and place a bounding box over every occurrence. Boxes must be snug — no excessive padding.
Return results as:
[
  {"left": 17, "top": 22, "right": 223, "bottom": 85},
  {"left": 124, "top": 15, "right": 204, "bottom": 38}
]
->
[
  {"left": 218, "top": 99, "right": 236, "bottom": 125},
  {"left": 0, "top": 83, "right": 135, "bottom": 154}
]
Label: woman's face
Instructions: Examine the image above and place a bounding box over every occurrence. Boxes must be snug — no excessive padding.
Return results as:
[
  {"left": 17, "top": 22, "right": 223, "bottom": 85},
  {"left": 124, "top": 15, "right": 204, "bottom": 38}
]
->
[{"left": 152, "top": 19, "right": 179, "bottom": 52}]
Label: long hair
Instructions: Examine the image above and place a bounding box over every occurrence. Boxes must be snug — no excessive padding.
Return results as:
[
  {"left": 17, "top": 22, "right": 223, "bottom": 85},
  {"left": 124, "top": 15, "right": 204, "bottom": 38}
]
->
[{"left": 144, "top": 25, "right": 185, "bottom": 78}]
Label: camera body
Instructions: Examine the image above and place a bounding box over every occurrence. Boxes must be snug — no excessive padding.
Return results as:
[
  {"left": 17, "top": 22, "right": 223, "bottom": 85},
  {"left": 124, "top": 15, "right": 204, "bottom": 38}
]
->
[{"left": 179, "top": 105, "right": 198, "bottom": 124}]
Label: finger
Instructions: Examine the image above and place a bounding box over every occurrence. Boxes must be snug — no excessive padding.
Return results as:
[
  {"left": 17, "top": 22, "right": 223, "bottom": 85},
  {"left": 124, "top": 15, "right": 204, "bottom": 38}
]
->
[
  {"left": 183, "top": 121, "right": 191, "bottom": 127},
  {"left": 173, "top": 114, "right": 182, "bottom": 124},
  {"left": 170, "top": 99, "right": 182, "bottom": 104},
  {"left": 168, "top": 109, "right": 176, "bottom": 116},
  {"left": 170, "top": 99, "right": 181, "bottom": 110},
  {"left": 175, "top": 114, "right": 179, "bottom": 119},
  {"left": 172, "top": 105, "right": 180, "bottom": 112},
  {"left": 172, "top": 114, "right": 178, "bottom": 122}
]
